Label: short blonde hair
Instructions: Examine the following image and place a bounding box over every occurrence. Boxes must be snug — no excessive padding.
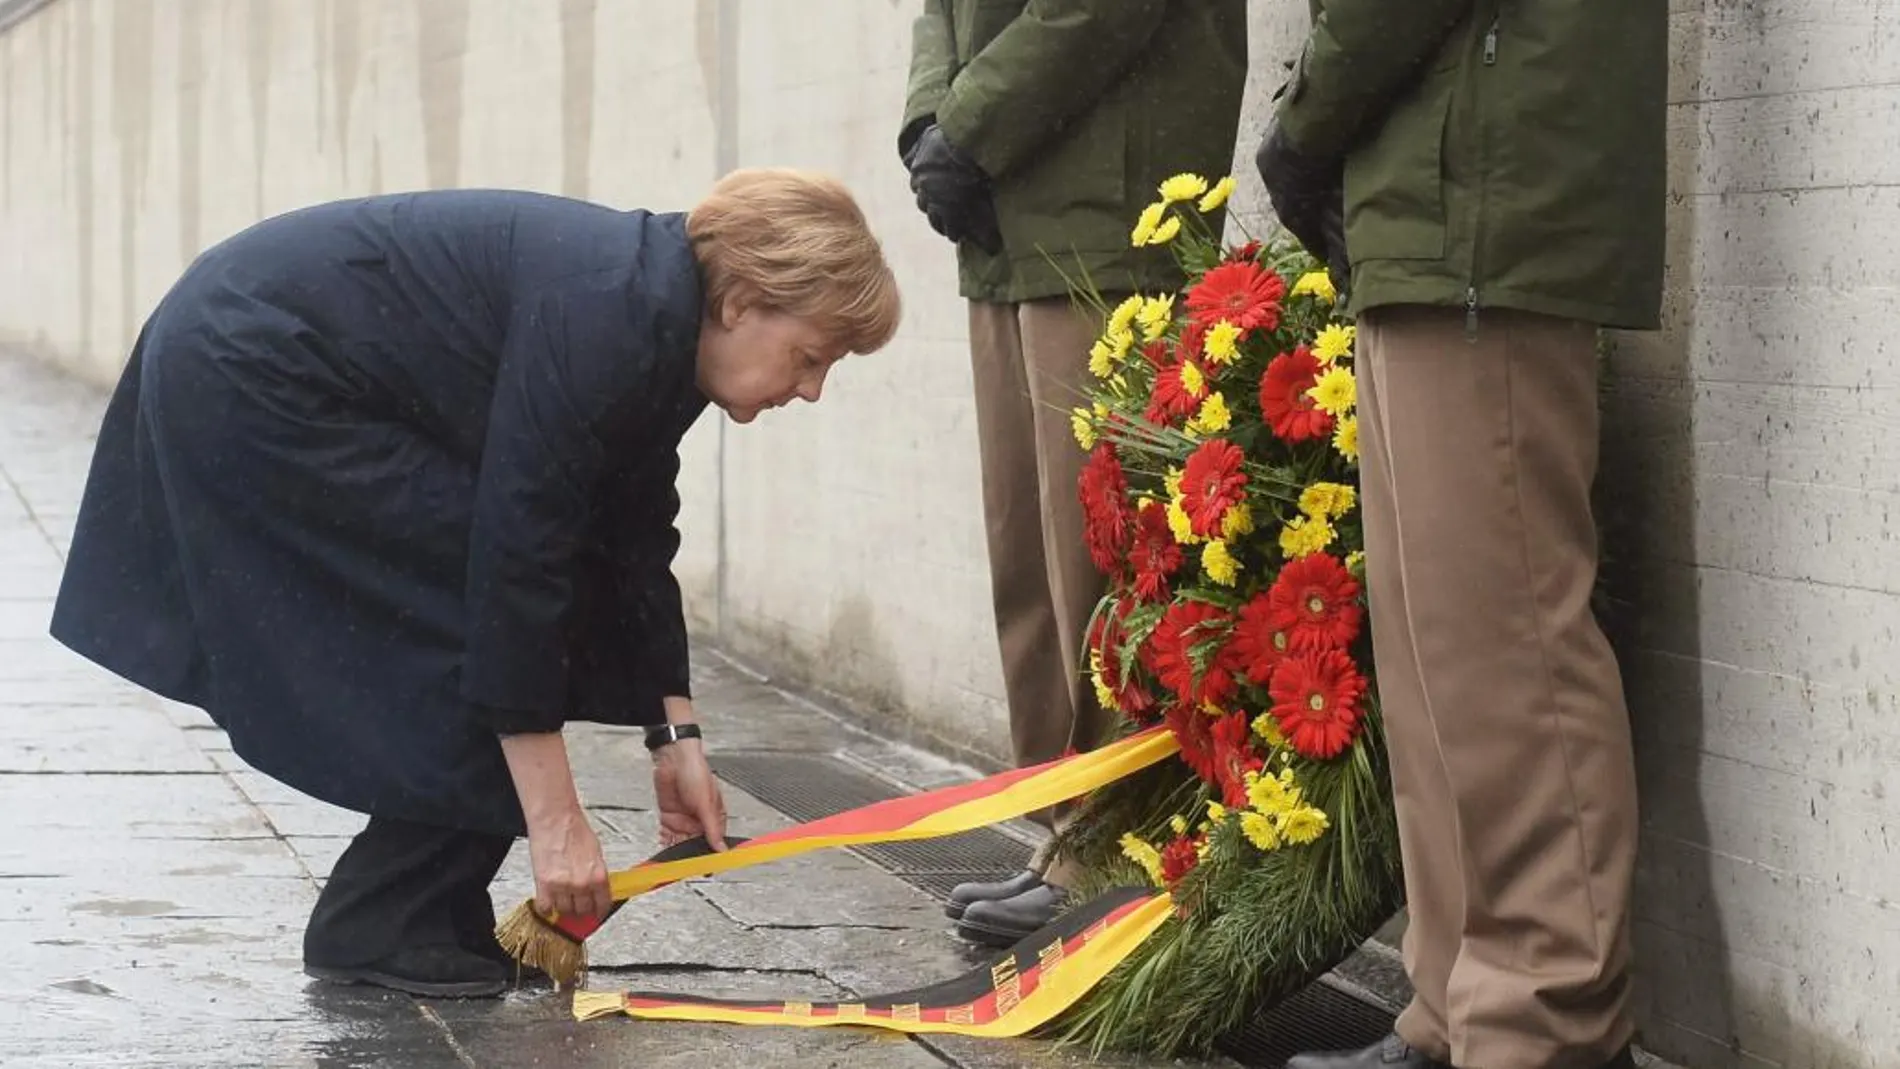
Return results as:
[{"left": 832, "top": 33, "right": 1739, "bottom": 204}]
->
[{"left": 688, "top": 168, "right": 901, "bottom": 356}]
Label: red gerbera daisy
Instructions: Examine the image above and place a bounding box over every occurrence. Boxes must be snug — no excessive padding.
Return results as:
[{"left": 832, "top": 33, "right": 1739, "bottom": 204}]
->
[
  {"left": 1148, "top": 600, "right": 1237, "bottom": 708},
  {"left": 1225, "top": 240, "right": 1263, "bottom": 264},
  {"left": 1088, "top": 599, "right": 1157, "bottom": 721},
  {"left": 1184, "top": 260, "right": 1286, "bottom": 333},
  {"left": 1146, "top": 359, "right": 1207, "bottom": 426},
  {"left": 1177, "top": 317, "right": 1211, "bottom": 368},
  {"left": 1259, "top": 345, "right": 1335, "bottom": 443},
  {"left": 1159, "top": 834, "right": 1202, "bottom": 887},
  {"left": 1077, "top": 443, "right": 1134, "bottom": 574},
  {"left": 1227, "top": 592, "right": 1298, "bottom": 684},
  {"left": 1164, "top": 702, "right": 1220, "bottom": 785},
  {"left": 1268, "top": 649, "right": 1369, "bottom": 760},
  {"left": 1138, "top": 338, "right": 1172, "bottom": 370},
  {"left": 1129, "top": 501, "right": 1184, "bottom": 602},
  {"left": 1179, "top": 439, "right": 1248, "bottom": 539},
  {"left": 1210, "top": 710, "right": 1264, "bottom": 809},
  {"left": 1267, "top": 553, "right": 1364, "bottom": 652}
]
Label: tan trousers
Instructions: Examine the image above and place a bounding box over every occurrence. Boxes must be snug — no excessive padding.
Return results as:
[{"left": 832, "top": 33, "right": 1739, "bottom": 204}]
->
[
  {"left": 1356, "top": 306, "right": 1639, "bottom": 1069},
  {"left": 967, "top": 298, "right": 1114, "bottom": 888}
]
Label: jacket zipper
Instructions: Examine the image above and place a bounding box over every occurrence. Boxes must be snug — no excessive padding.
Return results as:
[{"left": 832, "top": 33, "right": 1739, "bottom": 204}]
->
[{"left": 1466, "top": 14, "right": 1500, "bottom": 340}]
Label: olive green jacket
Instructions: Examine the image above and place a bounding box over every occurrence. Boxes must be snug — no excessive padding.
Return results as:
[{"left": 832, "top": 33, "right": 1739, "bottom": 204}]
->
[
  {"left": 1276, "top": 0, "right": 1668, "bottom": 330},
  {"left": 902, "top": 0, "right": 1249, "bottom": 305}
]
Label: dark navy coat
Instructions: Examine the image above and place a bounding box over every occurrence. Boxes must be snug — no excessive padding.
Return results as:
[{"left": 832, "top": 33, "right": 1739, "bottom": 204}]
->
[{"left": 50, "top": 190, "right": 710, "bottom": 835}]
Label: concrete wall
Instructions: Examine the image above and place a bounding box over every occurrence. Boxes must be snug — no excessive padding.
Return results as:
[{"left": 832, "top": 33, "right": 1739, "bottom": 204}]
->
[{"left": 1, "top": 2, "right": 1896, "bottom": 1066}]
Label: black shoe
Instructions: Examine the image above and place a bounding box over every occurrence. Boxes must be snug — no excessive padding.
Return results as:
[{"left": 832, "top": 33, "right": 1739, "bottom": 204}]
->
[
  {"left": 955, "top": 882, "right": 1068, "bottom": 947},
  {"left": 1287, "top": 1035, "right": 1451, "bottom": 1069},
  {"left": 1288, "top": 1035, "right": 1637, "bottom": 1069},
  {"left": 944, "top": 869, "right": 1043, "bottom": 921},
  {"left": 305, "top": 944, "right": 509, "bottom": 999}
]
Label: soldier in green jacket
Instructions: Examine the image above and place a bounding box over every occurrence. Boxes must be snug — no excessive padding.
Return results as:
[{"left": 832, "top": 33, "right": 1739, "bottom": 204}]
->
[
  {"left": 1255, "top": 2, "right": 1665, "bottom": 1069},
  {"left": 899, "top": 0, "right": 1247, "bottom": 946}
]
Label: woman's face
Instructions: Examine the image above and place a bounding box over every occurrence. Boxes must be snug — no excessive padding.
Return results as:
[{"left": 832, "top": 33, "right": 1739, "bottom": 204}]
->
[{"left": 696, "top": 301, "right": 842, "bottom": 424}]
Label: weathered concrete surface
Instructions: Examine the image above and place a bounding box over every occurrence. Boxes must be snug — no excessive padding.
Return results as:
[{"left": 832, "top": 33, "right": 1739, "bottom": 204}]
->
[{"left": 0, "top": 350, "right": 1226, "bottom": 1067}]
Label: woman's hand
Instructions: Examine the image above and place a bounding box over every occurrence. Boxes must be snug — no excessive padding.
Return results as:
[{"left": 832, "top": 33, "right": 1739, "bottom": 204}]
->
[
  {"left": 498, "top": 731, "right": 612, "bottom": 919},
  {"left": 653, "top": 698, "right": 728, "bottom": 850},
  {"left": 525, "top": 806, "right": 613, "bottom": 919}
]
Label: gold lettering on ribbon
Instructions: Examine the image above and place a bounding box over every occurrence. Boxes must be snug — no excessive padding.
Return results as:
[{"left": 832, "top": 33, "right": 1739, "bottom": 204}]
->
[
  {"left": 890, "top": 1003, "right": 922, "bottom": 1022},
  {"left": 945, "top": 1004, "right": 976, "bottom": 1026},
  {"left": 782, "top": 1001, "right": 813, "bottom": 1017},
  {"left": 1037, "top": 939, "right": 1066, "bottom": 972},
  {"left": 834, "top": 1003, "right": 866, "bottom": 1021},
  {"left": 990, "top": 955, "right": 1022, "bottom": 1017}
]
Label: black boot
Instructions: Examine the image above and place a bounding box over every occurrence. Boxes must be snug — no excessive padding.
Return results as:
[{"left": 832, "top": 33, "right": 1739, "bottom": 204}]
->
[
  {"left": 303, "top": 817, "right": 517, "bottom": 999},
  {"left": 944, "top": 869, "right": 1043, "bottom": 920},
  {"left": 1287, "top": 1035, "right": 1450, "bottom": 1069},
  {"left": 305, "top": 944, "right": 508, "bottom": 999},
  {"left": 955, "top": 881, "right": 1068, "bottom": 947},
  {"left": 1288, "top": 1034, "right": 1638, "bottom": 1069}
]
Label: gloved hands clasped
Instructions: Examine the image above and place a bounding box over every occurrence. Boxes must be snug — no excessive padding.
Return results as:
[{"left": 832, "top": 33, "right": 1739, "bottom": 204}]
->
[
  {"left": 1255, "top": 119, "right": 1350, "bottom": 300},
  {"left": 904, "top": 123, "right": 1004, "bottom": 255}
]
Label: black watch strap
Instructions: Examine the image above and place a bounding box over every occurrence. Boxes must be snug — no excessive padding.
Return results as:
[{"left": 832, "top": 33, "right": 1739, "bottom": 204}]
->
[{"left": 645, "top": 722, "right": 703, "bottom": 752}]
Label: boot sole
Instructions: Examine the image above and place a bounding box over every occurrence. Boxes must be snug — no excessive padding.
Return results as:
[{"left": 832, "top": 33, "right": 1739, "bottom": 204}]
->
[
  {"left": 304, "top": 963, "right": 508, "bottom": 999},
  {"left": 953, "top": 917, "right": 1036, "bottom": 949}
]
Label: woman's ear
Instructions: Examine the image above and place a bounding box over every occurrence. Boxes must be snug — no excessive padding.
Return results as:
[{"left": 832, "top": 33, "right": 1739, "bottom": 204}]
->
[{"left": 718, "top": 291, "right": 754, "bottom": 331}]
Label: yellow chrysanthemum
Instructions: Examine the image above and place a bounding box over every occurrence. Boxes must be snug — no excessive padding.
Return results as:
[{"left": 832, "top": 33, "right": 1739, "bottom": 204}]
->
[
  {"left": 1220, "top": 501, "right": 1254, "bottom": 540},
  {"left": 1179, "top": 361, "right": 1207, "bottom": 398},
  {"left": 1119, "top": 832, "right": 1165, "bottom": 885},
  {"left": 1169, "top": 814, "right": 1190, "bottom": 836},
  {"left": 1281, "top": 807, "right": 1331, "bottom": 845},
  {"left": 1312, "top": 323, "right": 1356, "bottom": 364},
  {"left": 1159, "top": 173, "right": 1210, "bottom": 204},
  {"left": 1137, "top": 295, "right": 1174, "bottom": 342},
  {"left": 1203, "top": 319, "right": 1243, "bottom": 365},
  {"left": 1205, "top": 801, "right": 1228, "bottom": 825},
  {"left": 1147, "top": 215, "right": 1183, "bottom": 246},
  {"left": 1291, "top": 270, "right": 1337, "bottom": 305},
  {"left": 1130, "top": 202, "right": 1167, "bottom": 247},
  {"left": 1166, "top": 497, "right": 1201, "bottom": 545},
  {"left": 1187, "top": 392, "right": 1232, "bottom": 436},
  {"left": 1089, "top": 650, "right": 1116, "bottom": 710},
  {"left": 1299, "top": 481, "right": 1358, "bottom": 520},
  {"left": 1240, "top": 811, "right": 1282, "bottom": 853},
  {"left": 1333, "top": 414, "right": 1360, "bottom": 461},
  {"left": 1252, "top": 713, "right": 1286, "bottom": 748},
  {"left": 1087, "top": 337, "right": 1115, "bottom": 379},
  {"left": 1308, "top": 366, "right": 1357, "bottom": 417},
  {"left": 1346, "top": 549, "right": 1366, "bottom": 574},
  {"left": 1197, "top": 176, "right": 1236, "bottom": 214},
  {"left": 1202, "top": 540, "right": 1241, "bottom": 586},
  {"left": 1109, "top": 325, "right": 1136, "bottom": 359},
  {"left": 1163, "top": 466, "right": 1185, "bottom": 498},
  {"left": 1109, "top": 295, "right": 1144, "bottom": 337},
  {"left": 1071, "top": 407, "right": 1097, "bottom": 450},
  {"left": 1280, "top": 515, "right": 1337, "bottom": 559}
]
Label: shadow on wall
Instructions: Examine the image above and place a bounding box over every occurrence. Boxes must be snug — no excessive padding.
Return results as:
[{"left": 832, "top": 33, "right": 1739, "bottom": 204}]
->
[{"left": 1599, "top": 6, "right": 1729, "bottom": 1065}]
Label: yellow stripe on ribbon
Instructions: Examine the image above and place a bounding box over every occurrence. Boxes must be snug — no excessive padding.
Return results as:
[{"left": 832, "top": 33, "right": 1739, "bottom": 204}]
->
[{"left": 604, "top": 726, "right": 1179, "bottom": 901}]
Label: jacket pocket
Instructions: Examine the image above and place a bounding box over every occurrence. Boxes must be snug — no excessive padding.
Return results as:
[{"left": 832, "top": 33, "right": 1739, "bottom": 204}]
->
[
  {"left": 994, "top": 93, "right": 1128, "bottom": 257},
  {"left": 1343, "top": 72, "right": 1455, "bottom": 262}
]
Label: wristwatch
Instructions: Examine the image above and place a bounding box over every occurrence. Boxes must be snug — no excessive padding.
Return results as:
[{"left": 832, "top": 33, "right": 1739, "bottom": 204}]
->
[{"left": 645, "top": 722, "right": 704, "bottom": 753}]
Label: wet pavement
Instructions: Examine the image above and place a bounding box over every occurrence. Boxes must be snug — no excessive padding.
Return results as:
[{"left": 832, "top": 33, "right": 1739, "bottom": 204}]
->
[{"left": 0, "top": 348, "right": 1229, "bottom": 1067}]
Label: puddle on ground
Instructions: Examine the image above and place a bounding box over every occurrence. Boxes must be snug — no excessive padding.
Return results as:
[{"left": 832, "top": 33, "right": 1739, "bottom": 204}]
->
[
  {"left": 69, "top": 898, "right": 178, "bottom": 917},
  {"left": 50, "top": 978, "right": 120, "bottom": 998}
]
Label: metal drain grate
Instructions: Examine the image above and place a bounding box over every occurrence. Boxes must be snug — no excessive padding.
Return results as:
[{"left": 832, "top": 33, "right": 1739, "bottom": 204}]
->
[
  {"left": 709, "top": 751, "right": 1033, "bottom": 901},
  {"left": 1216, "top": 976, "right": 1399, "bottom": 1068}
]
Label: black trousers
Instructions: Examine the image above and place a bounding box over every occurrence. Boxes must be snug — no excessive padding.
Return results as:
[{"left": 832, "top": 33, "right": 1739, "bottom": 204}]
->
[{"left": 304, "top": 816, "right": 516, "bottom": 968}]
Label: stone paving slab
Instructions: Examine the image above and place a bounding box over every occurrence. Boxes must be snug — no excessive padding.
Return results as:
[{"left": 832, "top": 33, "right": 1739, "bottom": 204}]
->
[{"left": 0, "top": 349, "right": 1230, "bottom": 1068}]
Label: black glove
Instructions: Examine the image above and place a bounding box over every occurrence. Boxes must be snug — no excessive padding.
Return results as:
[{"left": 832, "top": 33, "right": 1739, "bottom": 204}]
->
[
  {"left": 906, "top": 123, "right": 1004, "bottom": 255},
  {"left": 1256, "top": 119, "right": 1349, "bottom": 296}
]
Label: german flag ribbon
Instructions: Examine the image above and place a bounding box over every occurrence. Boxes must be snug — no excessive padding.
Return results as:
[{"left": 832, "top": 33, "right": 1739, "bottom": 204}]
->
[
  {"left": 543, "top": 725, "right": 1180, "bottom": 943},
  {"left": 574, "top": 887, "right": 1175, "bottom": 1037},
  {"left": 537, "top": 726, "right": 1182, "bottom": 1035}
]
